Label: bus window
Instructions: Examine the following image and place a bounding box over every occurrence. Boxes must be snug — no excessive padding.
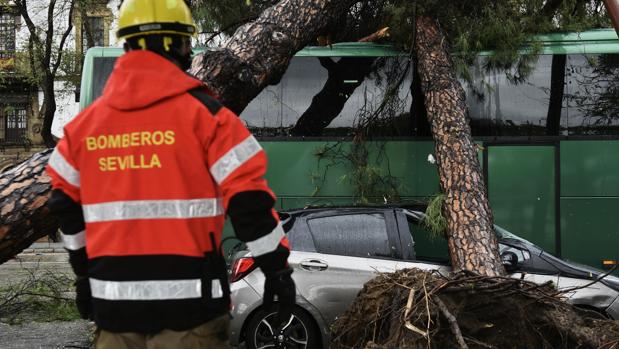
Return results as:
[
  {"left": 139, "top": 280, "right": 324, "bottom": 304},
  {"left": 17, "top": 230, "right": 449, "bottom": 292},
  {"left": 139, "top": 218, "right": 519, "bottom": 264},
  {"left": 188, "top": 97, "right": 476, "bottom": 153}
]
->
[
  {"left": 565, "top": 53, "right": 619, "bottom": 136},
  {"left": 465, "top": 54, "right": 564, "bottom": 137},
  {"left": 92, "top": 57, "right": 117, "bottom": 100},
  {"left": 241, "top": 56, "right": 413, "bottom": 137}
]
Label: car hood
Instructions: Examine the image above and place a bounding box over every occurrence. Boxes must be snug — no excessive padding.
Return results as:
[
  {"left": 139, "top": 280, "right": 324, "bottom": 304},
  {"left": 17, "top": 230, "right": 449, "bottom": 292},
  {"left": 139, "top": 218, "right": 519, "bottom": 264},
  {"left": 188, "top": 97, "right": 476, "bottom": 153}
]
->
[{"left": 540, "top": 252, "right": 619, "bottom": 292}]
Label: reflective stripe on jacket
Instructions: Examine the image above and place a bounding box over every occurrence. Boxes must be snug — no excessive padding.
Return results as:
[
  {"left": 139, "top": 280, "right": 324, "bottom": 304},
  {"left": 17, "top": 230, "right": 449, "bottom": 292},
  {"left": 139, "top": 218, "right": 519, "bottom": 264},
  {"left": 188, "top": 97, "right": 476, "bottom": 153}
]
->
[{"left": 46, "top": 50, "right": 288, "bottom": 333}]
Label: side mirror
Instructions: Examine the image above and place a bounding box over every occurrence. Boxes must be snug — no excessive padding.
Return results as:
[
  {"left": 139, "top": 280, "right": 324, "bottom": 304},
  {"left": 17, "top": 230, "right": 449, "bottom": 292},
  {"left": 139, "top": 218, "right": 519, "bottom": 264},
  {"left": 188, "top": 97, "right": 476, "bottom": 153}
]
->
[{"left": 501, "top": 251, "right": 519, "bottom": 272}]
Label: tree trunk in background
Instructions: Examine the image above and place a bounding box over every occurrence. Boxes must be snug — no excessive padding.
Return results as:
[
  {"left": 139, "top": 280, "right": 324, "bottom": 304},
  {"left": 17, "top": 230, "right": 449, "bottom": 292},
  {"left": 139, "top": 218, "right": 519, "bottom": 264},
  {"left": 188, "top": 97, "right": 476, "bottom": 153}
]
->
[
  {"left": 0, "top": 0, "right": 358, "bottom": 263},
  {"left": 546, "top": 54, "right": 566, "bottom": 135},
  {"left": 289, "top": 27, "right": 389, "bottom": 136},
  {"left": 415, "top": 16, "right": 504, "bottom": 277},
  {"left": 290, "top": 57, "right": 376, "bottom": 136},
  {"left": 41, "top": 74, "right": 57, "bottom": 148}
]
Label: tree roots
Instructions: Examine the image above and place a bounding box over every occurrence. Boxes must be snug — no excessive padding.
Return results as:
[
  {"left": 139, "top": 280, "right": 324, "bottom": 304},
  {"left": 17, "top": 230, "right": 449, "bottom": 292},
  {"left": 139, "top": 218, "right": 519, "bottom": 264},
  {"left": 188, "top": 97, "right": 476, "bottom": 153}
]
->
[{"left": 331, "top": 269, "right": 619, "bottom": 349}]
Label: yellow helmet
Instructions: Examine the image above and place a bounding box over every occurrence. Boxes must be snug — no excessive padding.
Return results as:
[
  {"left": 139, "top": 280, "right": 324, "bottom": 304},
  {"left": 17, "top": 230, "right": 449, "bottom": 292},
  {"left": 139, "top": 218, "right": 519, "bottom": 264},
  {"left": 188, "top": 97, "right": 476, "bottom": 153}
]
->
[{"left": 117, "top": 0, "right": 197, "bottom": 40}]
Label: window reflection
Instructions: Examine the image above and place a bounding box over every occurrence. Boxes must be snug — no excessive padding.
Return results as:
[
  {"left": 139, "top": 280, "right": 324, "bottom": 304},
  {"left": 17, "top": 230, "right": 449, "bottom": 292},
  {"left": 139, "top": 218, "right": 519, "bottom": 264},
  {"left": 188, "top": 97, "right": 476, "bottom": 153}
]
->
[
  {"left": 465, "top": 53, "right": 619, "bottom": 137},
  {"left": 465, "top": 55, "right": 562, "bottom": 137},
  {"left": 240, "top": 56, "right": 413, "bottom": 137},
  {"left": 88, "top": 51, "right": 619, "bottom": 138},
  {"left": 565, "top": 54, "right": 619, "bottom": 135}
]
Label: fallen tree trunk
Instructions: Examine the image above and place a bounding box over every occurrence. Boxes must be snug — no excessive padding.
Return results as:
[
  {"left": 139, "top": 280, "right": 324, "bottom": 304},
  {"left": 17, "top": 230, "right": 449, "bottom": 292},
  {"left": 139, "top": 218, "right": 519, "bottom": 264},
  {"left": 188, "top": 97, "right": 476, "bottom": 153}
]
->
[
  {"left": 414, "top": 16, "right": 505, "bottom": 277},
  {"left": 190, "top": 0, "right": 357, "bottom": 115},
  {"left": 0, "top": 150, "right": 57, "bottom": 264},
  {"left": 0, "top": 0, "right": 357, "bottom": 263}
]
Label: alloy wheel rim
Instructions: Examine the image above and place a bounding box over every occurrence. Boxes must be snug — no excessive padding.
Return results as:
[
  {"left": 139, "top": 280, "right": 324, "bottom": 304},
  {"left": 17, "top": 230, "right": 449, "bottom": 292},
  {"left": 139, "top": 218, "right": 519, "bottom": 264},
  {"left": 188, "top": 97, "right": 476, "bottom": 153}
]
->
[{"left": 253, "top": 312, "right": 309, "bottom": 349}]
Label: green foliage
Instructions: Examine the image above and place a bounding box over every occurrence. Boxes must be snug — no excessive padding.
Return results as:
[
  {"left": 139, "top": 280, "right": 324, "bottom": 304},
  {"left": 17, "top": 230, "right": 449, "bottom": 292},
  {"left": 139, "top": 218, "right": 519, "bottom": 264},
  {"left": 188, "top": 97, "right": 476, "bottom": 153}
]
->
[
  {"left": 423, "top": 194, "right": 447, "bottom": 238},
  {"left": 0, "top": 270, "right": 80, "bottom": 324},
  {"left": 310, "top": 140, "right": 403, "bottom": 204},
  {"left": 197, "top": 0, "right": 614, "bottom": 105},
  {"left": 382, "top": 0, "right": 611, "bottom": 95}
]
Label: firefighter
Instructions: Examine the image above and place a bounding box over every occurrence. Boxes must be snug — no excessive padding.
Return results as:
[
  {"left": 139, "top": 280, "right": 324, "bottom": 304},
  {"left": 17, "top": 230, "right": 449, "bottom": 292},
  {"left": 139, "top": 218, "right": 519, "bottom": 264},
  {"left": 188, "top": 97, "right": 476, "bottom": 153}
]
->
[{"left": 46, "top": 0, "right": 295, "bottom": 347}]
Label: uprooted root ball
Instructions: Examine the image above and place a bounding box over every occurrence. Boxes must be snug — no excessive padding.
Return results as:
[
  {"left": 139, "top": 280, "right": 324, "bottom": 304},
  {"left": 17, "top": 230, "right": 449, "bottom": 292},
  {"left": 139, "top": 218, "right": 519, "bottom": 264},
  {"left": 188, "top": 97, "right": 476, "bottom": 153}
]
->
[{"left": 331, "top": 269, "right": 619, "bottom": 349}]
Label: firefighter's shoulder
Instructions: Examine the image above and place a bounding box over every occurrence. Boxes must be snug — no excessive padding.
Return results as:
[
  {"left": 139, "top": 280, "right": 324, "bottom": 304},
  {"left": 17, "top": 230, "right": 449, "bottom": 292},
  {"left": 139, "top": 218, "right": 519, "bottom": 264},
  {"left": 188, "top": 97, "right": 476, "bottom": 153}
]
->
[{"left": 187, "top": 87, "right": 222, "bottom": 116}]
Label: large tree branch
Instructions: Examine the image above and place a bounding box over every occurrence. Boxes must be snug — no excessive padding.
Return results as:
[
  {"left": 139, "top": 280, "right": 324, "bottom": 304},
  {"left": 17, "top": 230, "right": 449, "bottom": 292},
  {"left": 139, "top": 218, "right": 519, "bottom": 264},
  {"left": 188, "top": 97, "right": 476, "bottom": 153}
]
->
[
  {"left": 202, "top": 15, "right": 260, "bottom": 45},
  {"left": 190, "top": 0, "right": 358, "bottom": 114},
  {"left": 15, "top": 0, "right": 42, "bottom": 47},
  {"left": 44, "top": 0, "right": 57, "bottom": 68}
]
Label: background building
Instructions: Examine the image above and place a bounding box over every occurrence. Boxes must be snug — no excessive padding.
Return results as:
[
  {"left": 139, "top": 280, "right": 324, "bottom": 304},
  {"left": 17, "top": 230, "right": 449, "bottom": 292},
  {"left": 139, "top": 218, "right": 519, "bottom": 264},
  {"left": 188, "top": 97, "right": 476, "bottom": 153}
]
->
[{"left": 0, "top": 0, "right": 120, "bottom": 171}]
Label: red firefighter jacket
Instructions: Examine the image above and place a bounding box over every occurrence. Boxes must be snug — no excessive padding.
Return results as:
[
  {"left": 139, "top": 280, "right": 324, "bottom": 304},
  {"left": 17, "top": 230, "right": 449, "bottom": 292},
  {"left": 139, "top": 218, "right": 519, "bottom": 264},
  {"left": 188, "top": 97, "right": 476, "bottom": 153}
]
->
[{"left": 46, "top": 50, "right": 289, "bottom": 333}]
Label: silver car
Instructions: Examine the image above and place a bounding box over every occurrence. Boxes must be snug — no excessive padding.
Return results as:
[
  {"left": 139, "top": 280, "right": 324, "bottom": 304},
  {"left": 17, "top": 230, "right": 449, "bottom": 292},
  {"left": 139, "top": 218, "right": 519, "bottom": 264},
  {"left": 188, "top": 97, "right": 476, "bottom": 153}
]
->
[{"left": 228, "top": 207, "right": 619, "bottom": 349}]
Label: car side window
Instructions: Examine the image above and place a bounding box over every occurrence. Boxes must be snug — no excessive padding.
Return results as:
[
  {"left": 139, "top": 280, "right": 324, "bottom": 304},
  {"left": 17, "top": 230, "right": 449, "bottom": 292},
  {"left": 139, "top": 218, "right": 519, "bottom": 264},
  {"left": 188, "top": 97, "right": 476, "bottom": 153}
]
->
[
  {"left": 307, "top": 213, "right": 392, "bottom": 258},
  {"left": 407, "top": 217, "right": 450, "bottom": 264},
  {"left": 284, "top": 215, "right": 316, "bottom": 252}
]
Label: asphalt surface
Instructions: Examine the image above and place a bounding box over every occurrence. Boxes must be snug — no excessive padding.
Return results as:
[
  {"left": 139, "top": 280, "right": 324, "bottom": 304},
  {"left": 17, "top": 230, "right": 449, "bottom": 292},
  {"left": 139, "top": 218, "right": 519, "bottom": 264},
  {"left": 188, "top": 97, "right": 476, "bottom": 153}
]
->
[
  {"left": 0, "top": 243, "right": 245, "bottom": 349},
  {"left": 0, "top": 243, "right": 91, "bottom": 349},
  {"left": 0, "top": 321, "right": 92, "bottom": 349}
]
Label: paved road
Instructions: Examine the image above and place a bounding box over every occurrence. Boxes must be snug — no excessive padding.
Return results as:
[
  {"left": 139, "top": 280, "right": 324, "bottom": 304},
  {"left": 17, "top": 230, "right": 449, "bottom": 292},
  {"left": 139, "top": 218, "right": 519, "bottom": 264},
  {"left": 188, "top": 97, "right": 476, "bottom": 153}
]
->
[
  {"left": 0, "top": 321, "right": 92, "bottom": 349},
  {"left": 0, "top": 243, "right": 73, "bottom": 288},
  {"left": 0, "top": 243, "right": 245, "bottom": 349},
  {"left": 0, "top": 243, "right": 91, "bottom": 349}
]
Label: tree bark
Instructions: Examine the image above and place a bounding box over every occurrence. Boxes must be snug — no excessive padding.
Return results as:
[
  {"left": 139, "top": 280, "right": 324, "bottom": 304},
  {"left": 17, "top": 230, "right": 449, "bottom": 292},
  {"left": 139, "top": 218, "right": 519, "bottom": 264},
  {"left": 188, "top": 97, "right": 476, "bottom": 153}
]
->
[
  {"left": 41, "top": 73, "right": 57, "bottom": 148},
  {"left": 190, "top": 0, "right": 357, "bottom": 114},
  {"left": 0, "top": 149, "right": 57, "bottom": 264},
  {"left": 414, "top": 16, "right": 504, "bottom": 277},
  {"left": 0, "top": 0, "right": 357, "bottom": 263}
]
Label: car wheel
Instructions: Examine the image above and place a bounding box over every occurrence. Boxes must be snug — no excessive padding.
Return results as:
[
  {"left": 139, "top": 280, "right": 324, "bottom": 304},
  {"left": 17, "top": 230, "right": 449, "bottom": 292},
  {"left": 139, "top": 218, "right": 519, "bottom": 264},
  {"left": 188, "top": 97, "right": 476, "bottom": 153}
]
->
[{"left": 245, "top": 307, "right": 320, "bottom": 349}]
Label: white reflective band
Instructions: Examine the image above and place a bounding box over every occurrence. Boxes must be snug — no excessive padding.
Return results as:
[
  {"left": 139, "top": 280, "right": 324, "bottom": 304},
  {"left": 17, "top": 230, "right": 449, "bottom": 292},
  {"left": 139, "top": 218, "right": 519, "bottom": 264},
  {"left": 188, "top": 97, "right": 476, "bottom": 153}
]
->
[
  {"left": 61, "top": 230, "right": 85, "bottom": 251},
  {"left": 246, "top": 223, "right": 285, "bottom": 257},
  {"left": 211, "top": 279, "right": 223, "bottom": 299},
  {"left": 48, "top": 148, "right": 80, "bottom": 187},
  {"left": 90, "top": 278, "right": 202, "bottom": 300},
  {"left": 210, "top": 136, "right": 262, "bottom": 184},
  {"left": 83, "top": 198, "right": 224, "bottom": 223}
]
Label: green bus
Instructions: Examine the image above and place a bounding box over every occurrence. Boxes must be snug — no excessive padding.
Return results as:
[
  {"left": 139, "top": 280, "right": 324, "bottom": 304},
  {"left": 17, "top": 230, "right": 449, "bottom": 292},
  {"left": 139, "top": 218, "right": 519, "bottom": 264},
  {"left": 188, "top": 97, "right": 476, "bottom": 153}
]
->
[{"left": 79, "top": 29, "right": 619, "bottom": 273}]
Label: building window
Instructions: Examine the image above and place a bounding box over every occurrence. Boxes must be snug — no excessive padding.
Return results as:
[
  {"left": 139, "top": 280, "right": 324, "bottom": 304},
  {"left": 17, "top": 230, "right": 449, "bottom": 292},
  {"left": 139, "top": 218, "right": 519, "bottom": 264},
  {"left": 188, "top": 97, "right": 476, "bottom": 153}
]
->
[
  {"left": 82, "top": 16, "right": 104, "bottom": 52},
  {"left": 2, "top": 105, "right": 27, "bottom": 143},
  {"left": 0, "top": 10, "right": 16, "bottom": 59}
]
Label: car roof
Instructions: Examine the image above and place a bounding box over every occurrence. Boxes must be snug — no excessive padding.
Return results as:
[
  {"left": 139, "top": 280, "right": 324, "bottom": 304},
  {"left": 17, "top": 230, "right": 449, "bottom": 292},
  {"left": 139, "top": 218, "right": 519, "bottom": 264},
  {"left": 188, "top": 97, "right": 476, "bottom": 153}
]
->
[{"left": 279, "top": 203, "right": 427, "bottom": 217}]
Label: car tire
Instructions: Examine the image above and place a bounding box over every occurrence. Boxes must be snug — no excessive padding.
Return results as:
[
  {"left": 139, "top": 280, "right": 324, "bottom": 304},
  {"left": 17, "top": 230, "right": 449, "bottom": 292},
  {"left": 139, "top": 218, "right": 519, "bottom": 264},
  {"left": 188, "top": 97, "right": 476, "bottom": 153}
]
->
[{"left": 245, "top": 307, "right": 321, "bottom": 349}]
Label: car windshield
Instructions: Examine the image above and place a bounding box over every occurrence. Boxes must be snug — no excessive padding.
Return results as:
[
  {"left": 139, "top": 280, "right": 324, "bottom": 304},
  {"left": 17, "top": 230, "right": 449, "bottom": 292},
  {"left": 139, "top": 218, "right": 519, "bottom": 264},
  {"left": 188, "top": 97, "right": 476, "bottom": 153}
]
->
[{"left": 493, "top": 225, "right": 534, "bottom": 245}]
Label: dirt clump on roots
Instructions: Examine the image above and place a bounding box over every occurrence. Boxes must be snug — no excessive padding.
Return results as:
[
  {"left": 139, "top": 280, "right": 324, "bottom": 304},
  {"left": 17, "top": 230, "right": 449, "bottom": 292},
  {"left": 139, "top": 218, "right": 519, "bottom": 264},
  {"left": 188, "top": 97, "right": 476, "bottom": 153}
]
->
[{"left": 331, "top": 268, "right": 619, "bottom": 349}]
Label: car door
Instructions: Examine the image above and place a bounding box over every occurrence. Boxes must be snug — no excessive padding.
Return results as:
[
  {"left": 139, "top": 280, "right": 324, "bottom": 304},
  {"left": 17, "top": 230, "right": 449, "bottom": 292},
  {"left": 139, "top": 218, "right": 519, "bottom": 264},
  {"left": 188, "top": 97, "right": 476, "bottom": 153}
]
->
[{"left": 288, "top": 209, "right": 405, "bottom": 325}]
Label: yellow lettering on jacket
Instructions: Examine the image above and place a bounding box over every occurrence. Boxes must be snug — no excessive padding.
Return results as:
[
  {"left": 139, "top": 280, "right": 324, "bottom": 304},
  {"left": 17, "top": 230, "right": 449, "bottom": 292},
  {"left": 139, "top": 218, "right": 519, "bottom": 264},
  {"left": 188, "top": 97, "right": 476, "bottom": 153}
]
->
[
  {"left": 98, "top": 154, "right": 162, "bottom": 172},
  {"left": 85, "top": 130, "right": 176, "bottom": 151},
  {"left": 164, "top": 130, "right": 175, "bottom": 145},
  {"left": 86, "top": 137, "right": 97, "bottom": 151}
]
